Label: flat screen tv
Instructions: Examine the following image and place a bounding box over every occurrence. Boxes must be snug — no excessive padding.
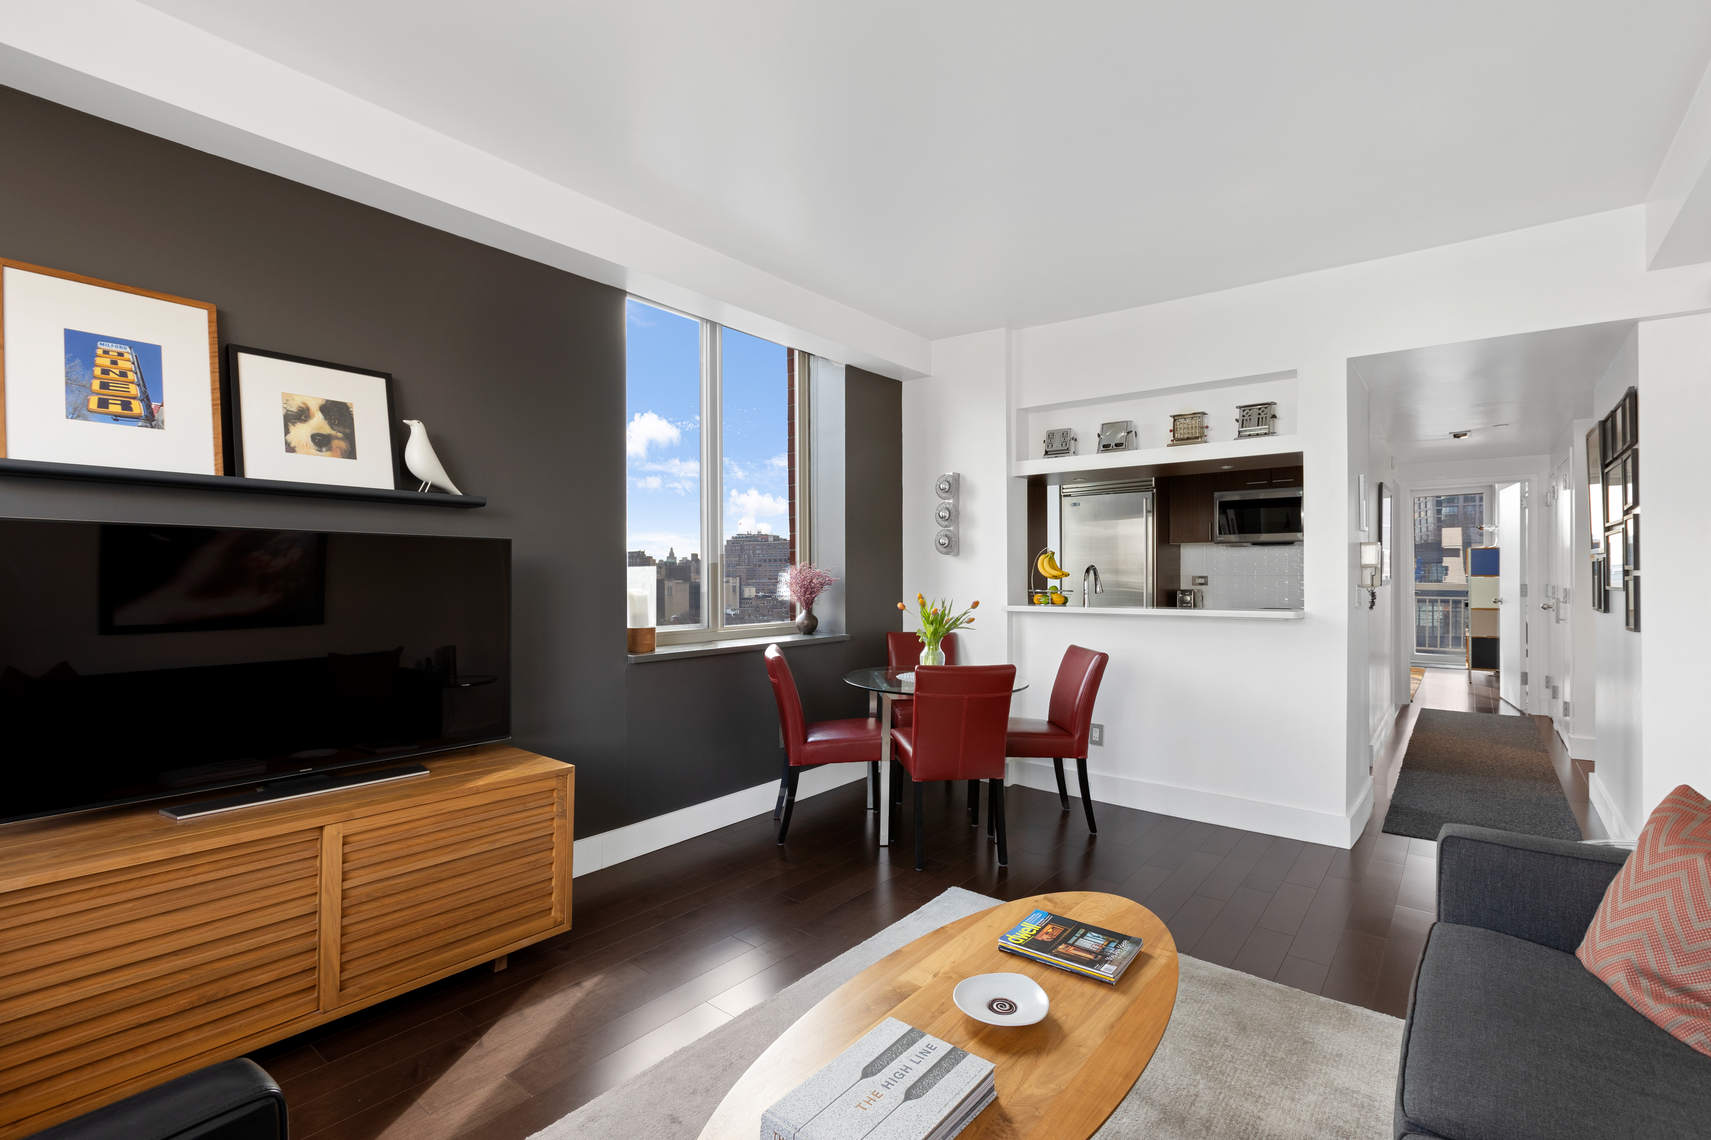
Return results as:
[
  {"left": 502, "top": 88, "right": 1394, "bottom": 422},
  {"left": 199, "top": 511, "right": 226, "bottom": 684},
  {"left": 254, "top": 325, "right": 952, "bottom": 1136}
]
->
[{"left": 0, "top": 518, "right": 510, "bottom": 824}]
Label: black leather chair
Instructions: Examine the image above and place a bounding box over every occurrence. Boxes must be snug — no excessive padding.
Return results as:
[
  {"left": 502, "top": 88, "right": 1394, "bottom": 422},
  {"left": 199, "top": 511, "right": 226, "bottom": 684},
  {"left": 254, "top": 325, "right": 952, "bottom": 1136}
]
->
[{"left": 34, "top": 1059, "right": 286, "bottom": 1140}]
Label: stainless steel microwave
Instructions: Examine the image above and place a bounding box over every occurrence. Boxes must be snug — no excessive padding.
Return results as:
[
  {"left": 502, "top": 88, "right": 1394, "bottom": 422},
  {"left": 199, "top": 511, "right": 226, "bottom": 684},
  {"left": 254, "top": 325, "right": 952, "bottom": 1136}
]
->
[{"left": 1213, "top": 486, "right": 1303, "bottom": 543}]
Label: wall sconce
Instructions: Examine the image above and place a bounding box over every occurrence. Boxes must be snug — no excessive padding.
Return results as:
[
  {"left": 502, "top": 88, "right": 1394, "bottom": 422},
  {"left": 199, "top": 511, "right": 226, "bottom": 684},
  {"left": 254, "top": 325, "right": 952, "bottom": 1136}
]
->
[{"left": 1358, "top": 541, "right": 1382, "bottom": 609}]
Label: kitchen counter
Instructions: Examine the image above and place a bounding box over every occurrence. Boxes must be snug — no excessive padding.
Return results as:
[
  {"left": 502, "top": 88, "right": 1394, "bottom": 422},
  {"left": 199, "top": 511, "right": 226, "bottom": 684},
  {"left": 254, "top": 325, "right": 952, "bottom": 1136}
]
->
[{"left": 1005, "top": 604, "right": 1303, "bottom": 620}]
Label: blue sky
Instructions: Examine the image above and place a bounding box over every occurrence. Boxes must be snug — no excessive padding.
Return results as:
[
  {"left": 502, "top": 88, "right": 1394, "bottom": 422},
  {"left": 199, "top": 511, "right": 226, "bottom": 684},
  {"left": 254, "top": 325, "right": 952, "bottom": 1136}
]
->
[{"left": 626, "top": 298, "right": 792, "bottom": 560}]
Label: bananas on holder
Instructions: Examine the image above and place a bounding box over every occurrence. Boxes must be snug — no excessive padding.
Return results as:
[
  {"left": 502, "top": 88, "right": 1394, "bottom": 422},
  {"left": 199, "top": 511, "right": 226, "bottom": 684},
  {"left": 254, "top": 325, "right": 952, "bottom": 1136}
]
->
[{"left": 1034, "top": 549, "right": 1070, "bottom": 580}]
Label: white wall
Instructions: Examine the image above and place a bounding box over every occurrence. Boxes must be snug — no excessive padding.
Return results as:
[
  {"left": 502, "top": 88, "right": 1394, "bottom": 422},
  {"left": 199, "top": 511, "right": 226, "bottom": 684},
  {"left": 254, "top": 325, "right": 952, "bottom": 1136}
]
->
[
  {"left": 1637, "top": 313, "right": 1711, "bottom": 815},
  {"left": 1589, "top": 330, "right": 1645, "bottom": 836},
  {"left": 905, "top": 206, "right": 1711, "bottom": 848},
  {"left": 1565, "top": 416, "right": 1603, "bottom": 761},
  {"left": 900, "top": 331, "right": 1015, "bottom": 663}
]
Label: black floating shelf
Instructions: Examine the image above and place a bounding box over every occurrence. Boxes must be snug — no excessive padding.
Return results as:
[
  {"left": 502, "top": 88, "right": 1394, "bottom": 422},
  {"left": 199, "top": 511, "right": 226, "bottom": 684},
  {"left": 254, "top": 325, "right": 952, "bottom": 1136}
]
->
[{"left": 0, "top": 458, "right": 486, "bottom": 508}]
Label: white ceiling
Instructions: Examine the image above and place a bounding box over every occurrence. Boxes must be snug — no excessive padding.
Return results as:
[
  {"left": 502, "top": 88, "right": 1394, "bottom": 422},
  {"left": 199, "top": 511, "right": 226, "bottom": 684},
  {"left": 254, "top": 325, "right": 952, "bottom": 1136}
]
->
[
  {"left": 1354, "top": 321, "right": 1634, "bottom": 464},
  {"left": 141, "top": 1, "right": 1711, "bottom": 340}
]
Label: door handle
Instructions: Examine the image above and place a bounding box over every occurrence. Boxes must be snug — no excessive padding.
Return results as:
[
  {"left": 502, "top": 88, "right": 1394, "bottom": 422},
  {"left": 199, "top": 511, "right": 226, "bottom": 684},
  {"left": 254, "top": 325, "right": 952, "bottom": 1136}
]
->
[{"left": 1539, "top": 602, "right": 1555, "bottom": 611}]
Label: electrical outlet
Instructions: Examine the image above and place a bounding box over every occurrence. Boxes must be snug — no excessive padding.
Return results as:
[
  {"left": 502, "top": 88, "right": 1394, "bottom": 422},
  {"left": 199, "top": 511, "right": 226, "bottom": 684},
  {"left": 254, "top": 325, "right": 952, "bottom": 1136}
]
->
[{"left": 1089, "top": 723, "right": 1104, "bottom": 746}]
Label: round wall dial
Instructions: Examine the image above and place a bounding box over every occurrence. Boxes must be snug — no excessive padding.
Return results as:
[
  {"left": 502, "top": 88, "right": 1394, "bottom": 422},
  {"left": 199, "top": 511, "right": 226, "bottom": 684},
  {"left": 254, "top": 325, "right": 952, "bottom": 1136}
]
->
[{"left": 934, "top": 501, "right": 955, "bottom": 525}]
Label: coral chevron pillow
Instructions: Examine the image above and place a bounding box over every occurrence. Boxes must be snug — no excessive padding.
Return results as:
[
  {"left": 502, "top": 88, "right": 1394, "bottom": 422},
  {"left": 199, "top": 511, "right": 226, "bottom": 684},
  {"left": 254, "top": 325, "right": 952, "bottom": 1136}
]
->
[{"left": 1578, "top": 784, "right": 1711, "bottom": 1055}]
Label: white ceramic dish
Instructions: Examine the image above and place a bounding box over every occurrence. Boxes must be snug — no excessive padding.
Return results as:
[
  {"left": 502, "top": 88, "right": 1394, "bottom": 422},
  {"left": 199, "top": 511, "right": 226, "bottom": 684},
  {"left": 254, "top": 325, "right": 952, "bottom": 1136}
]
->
[
  {"left": 952, "top": 972, "right": 1050, "bottom": 1027},
  {"left": 896, "top": 670, "right": 916, "bottom": 690}
]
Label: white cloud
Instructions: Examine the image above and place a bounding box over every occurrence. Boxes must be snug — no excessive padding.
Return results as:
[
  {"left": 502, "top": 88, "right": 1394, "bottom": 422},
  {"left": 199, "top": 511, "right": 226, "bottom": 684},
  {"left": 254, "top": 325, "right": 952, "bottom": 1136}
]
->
[
  {"left": 724, "top": 457, "right": 749, "bottom": 480},
  {"left": 767, "top": 453, "right": 789, "bottom": 471},
  {"left": 728, "top": 488, "right": 789, "bottom": 518},
  {"left": 631, "top": 475, "right": 662, "bottom": 490},
  {"left": 638, "top": 457, "right": 699, "bottom": 479},
  {"left": 626, "top": 411, "right": 680, "bottom": 459},
  {"left": 728, "top": 487, "right": 789, "bottom": 534}
]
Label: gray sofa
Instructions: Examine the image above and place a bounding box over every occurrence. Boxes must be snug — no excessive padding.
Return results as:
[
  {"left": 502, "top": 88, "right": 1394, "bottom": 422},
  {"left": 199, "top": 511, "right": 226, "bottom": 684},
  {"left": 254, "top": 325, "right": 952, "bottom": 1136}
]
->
[{"left": 1395, "top": 825, "right": 1711, "bottom": 1140}]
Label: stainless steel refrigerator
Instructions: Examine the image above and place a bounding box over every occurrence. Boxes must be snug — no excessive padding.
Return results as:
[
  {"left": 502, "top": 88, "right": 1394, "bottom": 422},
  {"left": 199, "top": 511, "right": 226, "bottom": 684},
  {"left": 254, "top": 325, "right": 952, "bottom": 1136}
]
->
[{"left": 1058, "top": 479, "right": 1156, "bottom": 607}]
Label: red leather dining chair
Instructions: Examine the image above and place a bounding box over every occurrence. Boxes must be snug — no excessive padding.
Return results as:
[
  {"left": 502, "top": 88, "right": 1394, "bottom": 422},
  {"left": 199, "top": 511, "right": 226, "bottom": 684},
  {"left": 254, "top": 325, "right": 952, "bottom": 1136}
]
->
[
  {"left": 1004, "top": 645, "right": 1109, "bottom": 834},
  {"left": 763, "top": 645, "right": 883, "bottom": 844},
  {"left": 892, "top": 664, "right": 1016, "bottom": 870},
  {"left": 885, "top": 631, "right": 973, "bottom": 819}
]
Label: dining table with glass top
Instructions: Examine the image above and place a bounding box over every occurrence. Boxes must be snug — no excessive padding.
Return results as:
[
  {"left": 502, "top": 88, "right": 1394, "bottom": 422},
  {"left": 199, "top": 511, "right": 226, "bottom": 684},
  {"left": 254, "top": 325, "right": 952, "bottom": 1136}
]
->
[{"left": 842, "top": 666, "right": 1029, "bottom": 847}]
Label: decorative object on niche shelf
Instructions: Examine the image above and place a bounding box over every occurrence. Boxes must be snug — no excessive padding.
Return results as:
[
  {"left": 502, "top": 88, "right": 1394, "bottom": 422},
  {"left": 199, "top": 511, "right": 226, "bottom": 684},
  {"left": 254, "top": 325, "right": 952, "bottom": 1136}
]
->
[
  {"left": 781, "top": 562, "right": 836, "bottom": 635},
  {"left": 1032, "top": 547, "right": 1071, "bottom": 604},
  {"left": 0, "top": 258, "right": 222, "bottom": 474},
  {"left": 226, "top": 345, "right": 400, "bottom": 490},
  {"left": 626, "top": 627, "right": 656, "bottom": 654},
  {"left": 403, "top": 419, "right": 462, "bottom": 495},
  {"left": 1097, "top": 420, "right": 1137, "bottom": 452},
  {"left": 1235, "top": 401, "right": 1278, "bottom": 438},
  {"left": 1168, "top": 410, "right": 1208, "bottom": 446},
  {"left": 1042, "top": 427, "right": 1077, "bottom": 457},
  {"left": 899, "top": 593, "right": 978, "bottom": 665},
  {"left": 933, "top": 471, "right": 960, "bottom": 555}
]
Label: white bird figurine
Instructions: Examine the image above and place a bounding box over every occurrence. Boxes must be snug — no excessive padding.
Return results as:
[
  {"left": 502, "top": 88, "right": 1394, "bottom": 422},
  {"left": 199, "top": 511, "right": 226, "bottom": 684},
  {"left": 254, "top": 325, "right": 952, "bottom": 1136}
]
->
[{"left": 401, "top": 419, "right": 463, "bottom": 495}]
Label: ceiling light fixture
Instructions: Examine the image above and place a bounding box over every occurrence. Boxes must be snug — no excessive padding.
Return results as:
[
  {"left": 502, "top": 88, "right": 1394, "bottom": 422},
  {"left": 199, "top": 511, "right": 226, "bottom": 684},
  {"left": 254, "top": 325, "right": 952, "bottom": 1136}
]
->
[{"left": 1450, "top": 430, "right": 1471, "bottom": 440}]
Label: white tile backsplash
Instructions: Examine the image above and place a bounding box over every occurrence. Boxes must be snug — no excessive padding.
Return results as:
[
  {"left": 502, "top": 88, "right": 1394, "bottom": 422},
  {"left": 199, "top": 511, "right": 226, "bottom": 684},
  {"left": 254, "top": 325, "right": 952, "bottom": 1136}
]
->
[{"left": 1178, "top": 543, "right": 1302, "bottom": 610}]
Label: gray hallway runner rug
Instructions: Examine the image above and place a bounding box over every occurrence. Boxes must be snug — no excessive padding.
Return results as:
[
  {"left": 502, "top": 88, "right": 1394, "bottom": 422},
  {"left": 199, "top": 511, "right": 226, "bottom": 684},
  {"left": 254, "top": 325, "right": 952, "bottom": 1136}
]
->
[
  {"left": 531, "top": 887, "right": 1401, "bottom": 1139},
  {"left": 1382, "top": 708, "right": 1581, "bottom": 841}
]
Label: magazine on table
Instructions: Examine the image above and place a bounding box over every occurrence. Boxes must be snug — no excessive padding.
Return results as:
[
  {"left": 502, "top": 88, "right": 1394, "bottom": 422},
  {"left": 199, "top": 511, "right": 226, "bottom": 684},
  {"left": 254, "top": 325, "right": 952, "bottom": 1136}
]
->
[
  {"left": 762, "top": 1017, "right": 996, "bottom": 1140},
  {"left": 998, "top": 908, "right": 1144, "bottom": 984}
]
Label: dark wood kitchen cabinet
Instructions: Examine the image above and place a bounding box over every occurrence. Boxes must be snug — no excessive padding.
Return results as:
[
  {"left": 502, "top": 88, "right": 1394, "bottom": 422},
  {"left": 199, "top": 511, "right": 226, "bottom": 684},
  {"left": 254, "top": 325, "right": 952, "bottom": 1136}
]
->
[{"left": 1167, "top": 474, "right": 1215, "bottom": 544}]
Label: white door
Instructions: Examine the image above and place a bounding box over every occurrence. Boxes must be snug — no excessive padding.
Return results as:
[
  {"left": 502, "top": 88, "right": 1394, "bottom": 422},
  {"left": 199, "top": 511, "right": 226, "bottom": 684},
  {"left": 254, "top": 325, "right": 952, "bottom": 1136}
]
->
[
  {"left": 1546, "top": 460, "right": 1574, "bottom": 739},
  {"left": 1496, "top": 481, "right": 1525, "bottom": 710}
]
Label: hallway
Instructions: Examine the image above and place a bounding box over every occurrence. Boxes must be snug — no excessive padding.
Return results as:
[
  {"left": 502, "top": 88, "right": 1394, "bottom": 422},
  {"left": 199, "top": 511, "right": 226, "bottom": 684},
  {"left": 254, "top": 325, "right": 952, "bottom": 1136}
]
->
[{"left": 1387, "top": 667, "right": 1604, "bottom": 840}]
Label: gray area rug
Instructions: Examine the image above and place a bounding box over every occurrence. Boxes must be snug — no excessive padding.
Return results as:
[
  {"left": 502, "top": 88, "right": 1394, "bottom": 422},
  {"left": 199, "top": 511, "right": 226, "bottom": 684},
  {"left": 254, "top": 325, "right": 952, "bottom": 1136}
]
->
[
  {"left": 1382, "top": 709, "right": 1581, "bottom": 841},
  {"left": 531, "top": 887, "right": 1402, "bottom": 1139}
]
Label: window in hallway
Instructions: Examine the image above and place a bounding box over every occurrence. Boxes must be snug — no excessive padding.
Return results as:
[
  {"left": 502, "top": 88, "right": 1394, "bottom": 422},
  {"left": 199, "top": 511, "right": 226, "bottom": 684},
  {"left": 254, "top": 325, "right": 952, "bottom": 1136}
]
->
[{"left": 1412, "top": 491, "right": 1488, "bottom": 663}]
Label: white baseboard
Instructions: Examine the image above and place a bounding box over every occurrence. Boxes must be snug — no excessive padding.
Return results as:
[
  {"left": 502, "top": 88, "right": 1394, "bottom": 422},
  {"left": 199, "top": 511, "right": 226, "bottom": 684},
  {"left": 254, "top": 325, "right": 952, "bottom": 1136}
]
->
[
  {"left": 571, "top": 766, "right": 867, "bottom": 878},
  {"left": 1007, "top": 758, "right": 1364, "bottom": 848},
  {"left": 1567, "top": 732, "right": 1596, "bottom": 763},
  {"left": 1586, "top": 771, "right": 1632, "bottom": 842}
]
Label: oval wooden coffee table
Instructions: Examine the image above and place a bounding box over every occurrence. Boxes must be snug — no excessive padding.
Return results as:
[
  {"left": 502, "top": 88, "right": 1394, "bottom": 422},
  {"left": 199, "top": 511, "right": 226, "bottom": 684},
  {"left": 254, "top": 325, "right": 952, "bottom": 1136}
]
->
[{"left": 698, "top": 891, "right": 1177, "bottom": 1139}]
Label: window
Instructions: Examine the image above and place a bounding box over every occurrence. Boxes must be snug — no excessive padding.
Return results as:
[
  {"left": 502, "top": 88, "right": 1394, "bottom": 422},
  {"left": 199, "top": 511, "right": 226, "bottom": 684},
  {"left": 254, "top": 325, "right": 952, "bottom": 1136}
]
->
[
  {"left": 625, "top": 297, "right": 809, "bottom": 643},
  {"left": 1412, "top": 491, "right": 1488, "bottom": 660}
]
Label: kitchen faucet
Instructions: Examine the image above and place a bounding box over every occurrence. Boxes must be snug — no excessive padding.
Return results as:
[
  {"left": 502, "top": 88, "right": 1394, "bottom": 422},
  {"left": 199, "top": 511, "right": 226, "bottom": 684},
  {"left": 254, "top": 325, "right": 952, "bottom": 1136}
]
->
[{"left": 1082, "top": 563, "right": 1103, "bottom": 607}]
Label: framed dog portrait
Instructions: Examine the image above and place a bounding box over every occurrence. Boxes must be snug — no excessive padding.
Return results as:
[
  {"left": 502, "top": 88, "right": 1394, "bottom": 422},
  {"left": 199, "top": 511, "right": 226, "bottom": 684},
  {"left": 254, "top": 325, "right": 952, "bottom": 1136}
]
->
[
  {"left": 225, "top": 346, "right": 399, "bottom": 490},
  {"left": 0, "top": 259, "right": 221, "bottom": 474}
]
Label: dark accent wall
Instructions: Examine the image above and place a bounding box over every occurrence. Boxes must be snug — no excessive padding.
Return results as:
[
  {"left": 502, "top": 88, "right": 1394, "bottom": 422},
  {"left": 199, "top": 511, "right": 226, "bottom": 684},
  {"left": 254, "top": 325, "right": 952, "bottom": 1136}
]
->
[{"left": 0, "top": 88, "right": 901, "bottom": 836}]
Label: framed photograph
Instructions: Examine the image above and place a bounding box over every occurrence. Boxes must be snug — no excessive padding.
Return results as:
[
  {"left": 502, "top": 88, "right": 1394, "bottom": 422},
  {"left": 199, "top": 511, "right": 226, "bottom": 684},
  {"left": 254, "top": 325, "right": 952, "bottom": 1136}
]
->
[
  {"left": 1622, "top": 386, "right": 1638, "bottom": 450},
  {"left": 1605, "top": 524, "right": 1626, "bottom": 591},
  {"left": 1585, "top": 426, "right": 1604, "bottom": 554},
  {"left": 224, "top": 345, "right": 400, "bottom": 490},
  {"left": 1625, "top": 570, "right": 1640, "bottom": 632},
  {"left": 1623, "top": 449, "right": 1638, "bottom": 515},
  {"left": 1603, "top": 458, "right": 1626, "bottom": 524},
  {"left": 1624, "top": 513, "right": 1639, "bottom": 573},
  {"left": 1610, "top": 397, "right": 1631, "bottom": 457},
  {"left": 0, "top": 259, "right": 221, "bottom": 474},
  {"left": 1378, "top": 481, "right": 1393, "bottom": 584}
]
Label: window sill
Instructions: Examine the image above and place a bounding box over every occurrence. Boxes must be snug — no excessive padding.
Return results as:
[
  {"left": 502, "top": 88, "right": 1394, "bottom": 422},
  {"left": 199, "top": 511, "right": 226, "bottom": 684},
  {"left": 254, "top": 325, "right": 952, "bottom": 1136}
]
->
[{"left": 627, "top": 632, "right": 850, "bottom": 664}]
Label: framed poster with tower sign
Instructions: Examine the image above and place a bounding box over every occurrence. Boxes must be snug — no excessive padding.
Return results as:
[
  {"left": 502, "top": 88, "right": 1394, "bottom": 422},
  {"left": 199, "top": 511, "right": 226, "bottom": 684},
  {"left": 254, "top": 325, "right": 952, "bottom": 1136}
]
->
[{"left": 0, "top": 259, "right": 222, "bottom": 475}]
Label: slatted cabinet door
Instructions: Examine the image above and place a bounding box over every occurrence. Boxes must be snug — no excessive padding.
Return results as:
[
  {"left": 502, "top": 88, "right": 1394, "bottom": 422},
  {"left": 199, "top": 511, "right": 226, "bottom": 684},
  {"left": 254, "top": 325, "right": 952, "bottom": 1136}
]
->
[
  {"left": 328, "top": 777, "right": 569, "bottom": 1006},
  {"left": 0, "top": 830, "right": 322, "bottom": 1136}
]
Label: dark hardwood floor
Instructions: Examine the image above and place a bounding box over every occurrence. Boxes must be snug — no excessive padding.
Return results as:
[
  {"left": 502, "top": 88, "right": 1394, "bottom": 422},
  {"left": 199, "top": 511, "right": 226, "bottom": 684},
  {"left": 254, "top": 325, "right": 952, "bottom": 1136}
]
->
[{"left": 255, "top": 669, "right": 1594, "bottom": 1139}]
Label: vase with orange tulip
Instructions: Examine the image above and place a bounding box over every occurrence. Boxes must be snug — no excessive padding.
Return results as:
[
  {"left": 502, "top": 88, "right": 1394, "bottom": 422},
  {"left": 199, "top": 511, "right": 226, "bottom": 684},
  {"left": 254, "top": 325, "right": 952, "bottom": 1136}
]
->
[{"left": 897, "top": 593, "right": 979, "bottom": 666}]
